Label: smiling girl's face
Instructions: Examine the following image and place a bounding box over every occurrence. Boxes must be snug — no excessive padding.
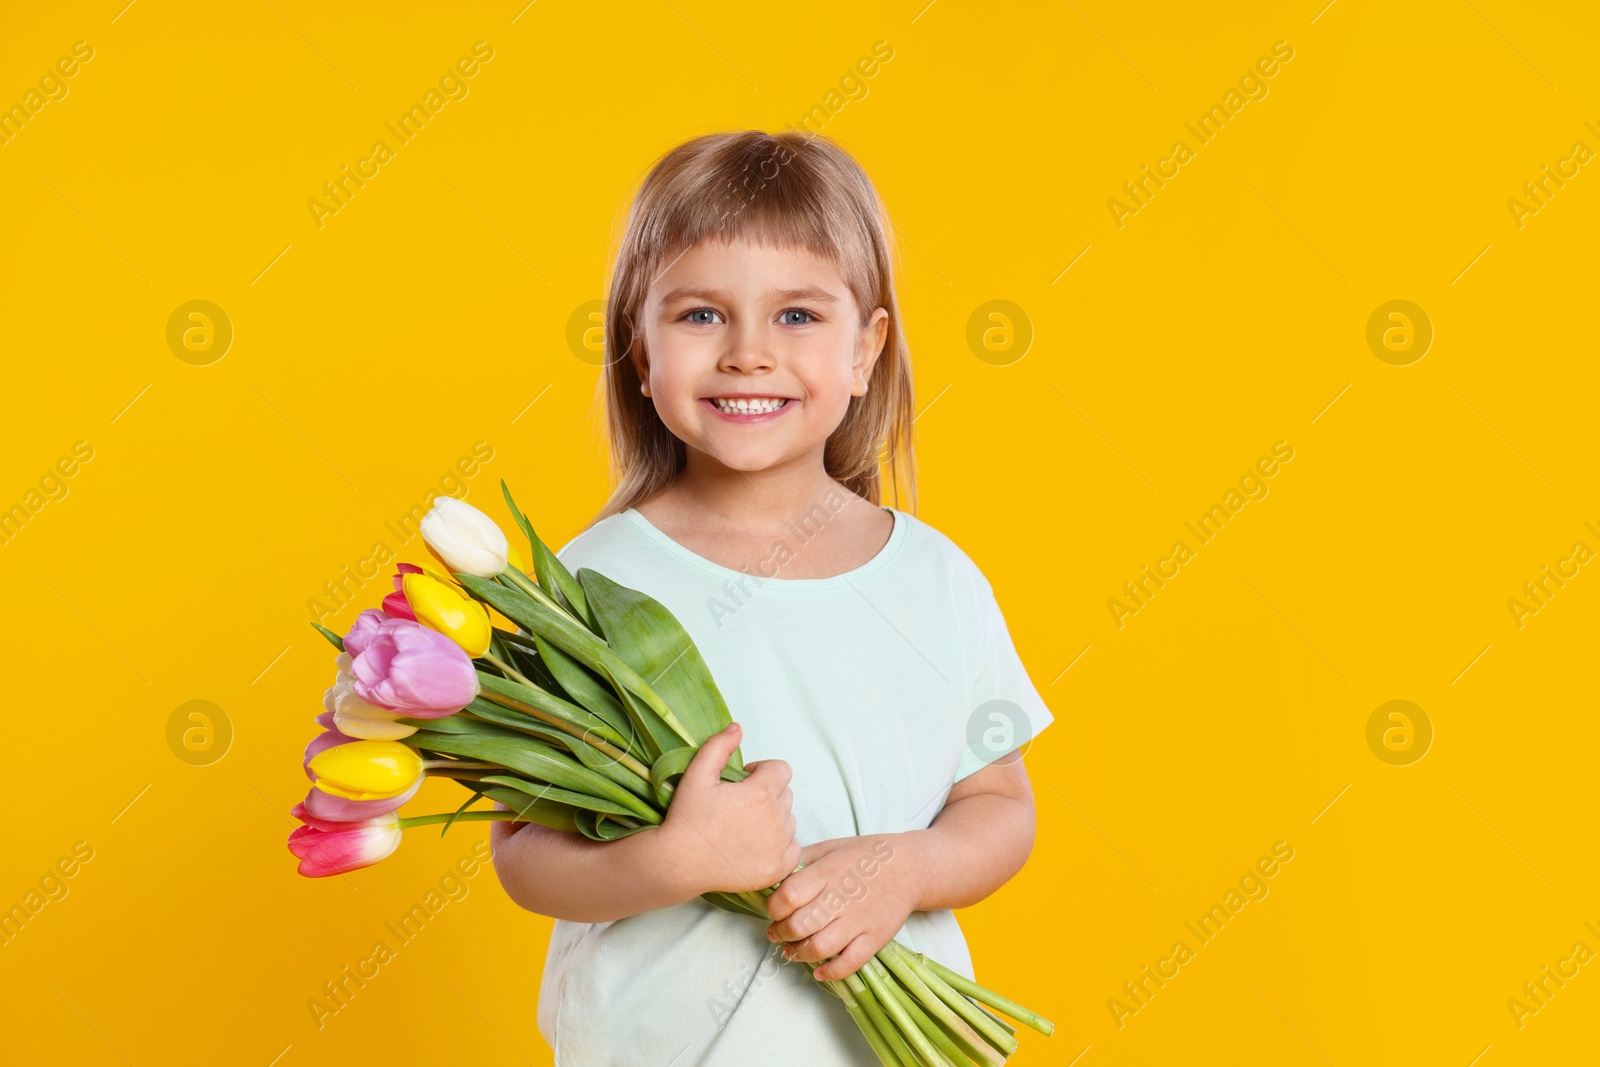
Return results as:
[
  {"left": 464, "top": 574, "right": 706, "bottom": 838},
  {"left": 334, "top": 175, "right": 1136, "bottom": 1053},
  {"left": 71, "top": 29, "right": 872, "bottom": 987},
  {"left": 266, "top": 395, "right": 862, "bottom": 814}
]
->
[{"left": 633, "top": 236, "right": 888, "bottom": 478}]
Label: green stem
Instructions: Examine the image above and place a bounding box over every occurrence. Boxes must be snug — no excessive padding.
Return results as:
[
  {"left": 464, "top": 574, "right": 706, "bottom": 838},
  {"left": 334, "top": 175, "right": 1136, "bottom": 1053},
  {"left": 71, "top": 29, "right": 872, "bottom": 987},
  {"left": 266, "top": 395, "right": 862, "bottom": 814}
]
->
[
  {"left": 883, "top": 943, "right": 1016, "bottom": 1057},
  {"left": 397, "top": 810, "right": 521, "bottom": 829},
  {"left": 913, "top": 952, "right": 1054, "bottom": 1037},
  {"left": 870, "top": 956, "right": 976, "bottom": 1067},
  {"left": 425, "top": 767, "right": 495, "bottom": 783},
  {"left": 838, "top": 981, "right": 900, "bottom": 1067},
  {"left": 467, "top": 691, "right": 652, "bottom": 782},
  {"left": 859, "top": 956, "right": 954, "bottom": 1067},
  {"left": 483, "top": 651, "right": 540, "bottom": 692},
  {"left": 845, "top": 973, "right": 921, "bottom": 1067},
  {"left": 877, "top": 943, "right": 1004, "bottom": 1066},
  {"left": 500, "top": 566, "right": 568, "bottom": 615}
]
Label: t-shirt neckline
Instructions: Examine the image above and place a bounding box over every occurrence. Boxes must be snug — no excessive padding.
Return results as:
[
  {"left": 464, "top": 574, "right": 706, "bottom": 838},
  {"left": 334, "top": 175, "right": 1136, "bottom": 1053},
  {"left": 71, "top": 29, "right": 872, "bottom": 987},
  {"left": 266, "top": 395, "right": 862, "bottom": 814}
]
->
[{"left": 620, "top": 505, "right": 909, "bottom": 592}]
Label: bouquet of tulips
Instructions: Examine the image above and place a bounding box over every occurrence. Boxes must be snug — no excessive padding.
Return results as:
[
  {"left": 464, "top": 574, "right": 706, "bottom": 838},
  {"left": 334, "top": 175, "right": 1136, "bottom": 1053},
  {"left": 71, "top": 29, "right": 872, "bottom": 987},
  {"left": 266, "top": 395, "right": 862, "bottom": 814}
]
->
[{"left": 288, "top": 481, "right": 1053, "bottom": 1066}]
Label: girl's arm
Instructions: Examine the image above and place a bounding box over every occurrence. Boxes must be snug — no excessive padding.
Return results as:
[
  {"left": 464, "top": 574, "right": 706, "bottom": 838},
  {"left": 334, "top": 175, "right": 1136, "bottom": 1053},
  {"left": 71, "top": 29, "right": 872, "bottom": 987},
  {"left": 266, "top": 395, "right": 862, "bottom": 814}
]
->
[
  {"left": 764, "top": 755, "right": 1037, "bottom": 980},
  {"left": 489, "top": 722, "right": 802, "bottom": 924},
  {"left": 893, "top": 755, "right": 1037, "bottom": 911},
  {"left": 490, "top": 816, "right": 696, "bottom": 924}
]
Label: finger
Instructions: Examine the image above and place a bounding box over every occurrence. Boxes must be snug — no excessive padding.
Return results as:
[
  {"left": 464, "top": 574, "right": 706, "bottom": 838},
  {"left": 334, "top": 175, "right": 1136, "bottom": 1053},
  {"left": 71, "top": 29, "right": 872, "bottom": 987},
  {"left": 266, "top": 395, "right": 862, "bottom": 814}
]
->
[
  {"left": 765, "top": 868, "right": 820, "bottom": 923},
  {"left": 747, "top": 758, "right": 792, "bottom": 793},
  {"left": 681, "top": 723, "right": 741, "bottom": 787},
  {"left": 811, "top": 932, "right": 878, "bottom": 982},
  {"left": 783, "top": 919, "right": 847, "bottom": 965},
  {"left": 770, "top": 895, "right": 830, "bottom": 942}
]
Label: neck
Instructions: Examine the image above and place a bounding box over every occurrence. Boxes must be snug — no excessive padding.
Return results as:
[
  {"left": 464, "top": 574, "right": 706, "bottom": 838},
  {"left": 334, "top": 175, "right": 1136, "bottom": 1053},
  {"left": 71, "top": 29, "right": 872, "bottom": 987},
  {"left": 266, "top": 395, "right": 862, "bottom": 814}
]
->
[{"left": 672, "top": 445, "right": 854, "bottom": 532}]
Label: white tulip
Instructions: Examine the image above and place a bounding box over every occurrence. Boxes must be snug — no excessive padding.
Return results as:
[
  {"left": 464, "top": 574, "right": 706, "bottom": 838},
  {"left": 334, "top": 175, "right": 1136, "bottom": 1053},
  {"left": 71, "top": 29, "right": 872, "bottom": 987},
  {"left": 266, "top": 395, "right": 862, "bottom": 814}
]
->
[
  {"left": 420, "top": 496, "right": 509, "bottom": 577},
  {"left": 330, "top": 678, "right": 417, "bottom": 740}
]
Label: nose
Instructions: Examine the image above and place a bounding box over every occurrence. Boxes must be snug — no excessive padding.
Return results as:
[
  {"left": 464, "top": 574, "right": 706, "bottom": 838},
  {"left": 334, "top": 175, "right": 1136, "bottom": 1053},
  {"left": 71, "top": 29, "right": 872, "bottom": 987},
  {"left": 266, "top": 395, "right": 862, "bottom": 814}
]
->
[{"left": 718, "top": 315, "right": 775, "bottom": 375}]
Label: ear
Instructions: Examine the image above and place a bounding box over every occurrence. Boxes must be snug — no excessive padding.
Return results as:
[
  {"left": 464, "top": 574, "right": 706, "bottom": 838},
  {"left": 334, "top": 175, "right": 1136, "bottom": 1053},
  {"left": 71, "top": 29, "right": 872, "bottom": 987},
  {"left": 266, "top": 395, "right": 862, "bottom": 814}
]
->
[
  {"left": 851, "top": 307, "right": 889, "bottom": 396},
  {"left": 626, "top": 319, "right": 650, "bottom": 393}
]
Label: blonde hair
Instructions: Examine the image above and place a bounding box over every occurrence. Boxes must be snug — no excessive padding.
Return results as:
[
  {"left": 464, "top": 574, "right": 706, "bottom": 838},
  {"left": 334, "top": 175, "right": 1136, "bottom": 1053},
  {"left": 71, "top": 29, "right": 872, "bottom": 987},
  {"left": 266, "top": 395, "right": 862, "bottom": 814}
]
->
[{"left": 591, "top": 129, "right": 916, "bottom": 525}]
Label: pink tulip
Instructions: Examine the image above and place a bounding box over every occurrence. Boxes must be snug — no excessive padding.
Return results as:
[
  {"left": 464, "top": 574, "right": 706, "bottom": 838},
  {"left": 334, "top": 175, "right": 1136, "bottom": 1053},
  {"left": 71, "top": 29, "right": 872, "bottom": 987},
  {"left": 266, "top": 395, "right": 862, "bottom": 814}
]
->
[
  {"left": 287, "top": 804, "right": 402, "bottom": 877},
  {"left": 382, "top": 563, "right": 423, "bottom": 621},
  {"left": 343, "top": 609, "right": 388, "bottom": 657},
  {"left": 301, "top": 776, "right": 422, "bottom": 822},
  {"left": 347, "top": 614, "right": 478, "bottom": 718}
]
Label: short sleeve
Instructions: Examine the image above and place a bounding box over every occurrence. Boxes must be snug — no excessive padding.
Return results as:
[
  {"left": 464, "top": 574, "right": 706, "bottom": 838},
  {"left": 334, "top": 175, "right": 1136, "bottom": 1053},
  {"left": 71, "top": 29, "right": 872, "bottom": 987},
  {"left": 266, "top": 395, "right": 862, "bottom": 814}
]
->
[{"left": 952, "top": 577, "right": 1055, "bottom": 784}]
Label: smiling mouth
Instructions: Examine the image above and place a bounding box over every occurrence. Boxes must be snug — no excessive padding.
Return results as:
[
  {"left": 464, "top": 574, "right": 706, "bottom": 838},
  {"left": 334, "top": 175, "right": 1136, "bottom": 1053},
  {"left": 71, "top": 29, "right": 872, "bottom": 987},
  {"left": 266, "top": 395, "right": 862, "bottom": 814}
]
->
[{"left": 707, "top": 397, "right": 791, "bottom": 414}]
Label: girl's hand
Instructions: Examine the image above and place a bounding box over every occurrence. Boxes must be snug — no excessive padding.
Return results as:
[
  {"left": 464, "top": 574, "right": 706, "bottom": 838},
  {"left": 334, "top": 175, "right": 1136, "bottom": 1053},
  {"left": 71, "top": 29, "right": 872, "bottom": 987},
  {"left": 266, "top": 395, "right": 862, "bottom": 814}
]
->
[
  {"left": 660, "top": 722, "right": 801, "bottom": 896},
  {"left": 764, "top": 834, "right": 914, "bottom": 981}
]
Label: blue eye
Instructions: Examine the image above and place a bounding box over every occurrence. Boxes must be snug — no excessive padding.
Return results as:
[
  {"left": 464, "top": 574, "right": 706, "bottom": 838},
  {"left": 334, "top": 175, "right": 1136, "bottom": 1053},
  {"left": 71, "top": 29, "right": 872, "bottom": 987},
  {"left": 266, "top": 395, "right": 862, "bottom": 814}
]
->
[
  {"left": 780, "top": 309, "right": 816, "bottom": 325},
  {"left": 684, "top": 308, "right": 721, "bottom": 325}
]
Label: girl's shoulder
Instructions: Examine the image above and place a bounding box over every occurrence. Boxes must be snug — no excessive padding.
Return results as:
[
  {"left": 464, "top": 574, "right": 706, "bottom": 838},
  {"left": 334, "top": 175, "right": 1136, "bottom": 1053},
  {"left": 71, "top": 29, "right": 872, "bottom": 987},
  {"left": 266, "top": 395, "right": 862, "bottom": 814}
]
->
[
  {"left": 884, "top": 509, "right": 999, "bottom": 600},
  {"left": 553, "top": 510, "right": 636, "bottom": 568}
]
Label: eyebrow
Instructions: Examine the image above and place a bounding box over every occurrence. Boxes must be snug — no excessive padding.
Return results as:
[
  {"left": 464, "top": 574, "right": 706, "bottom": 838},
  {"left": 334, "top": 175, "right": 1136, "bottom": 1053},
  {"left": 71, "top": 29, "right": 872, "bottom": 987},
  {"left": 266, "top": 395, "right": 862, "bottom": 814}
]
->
[{"left": 656, "top": 285, "right": 841, "bottom": 305}]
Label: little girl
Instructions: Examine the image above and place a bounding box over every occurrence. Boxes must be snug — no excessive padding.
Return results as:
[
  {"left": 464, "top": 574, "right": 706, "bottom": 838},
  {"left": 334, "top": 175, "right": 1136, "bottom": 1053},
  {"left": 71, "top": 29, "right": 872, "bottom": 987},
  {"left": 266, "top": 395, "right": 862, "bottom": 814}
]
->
[{"left": 490, "top": 130, "right": 1054, "bottom": 1066}]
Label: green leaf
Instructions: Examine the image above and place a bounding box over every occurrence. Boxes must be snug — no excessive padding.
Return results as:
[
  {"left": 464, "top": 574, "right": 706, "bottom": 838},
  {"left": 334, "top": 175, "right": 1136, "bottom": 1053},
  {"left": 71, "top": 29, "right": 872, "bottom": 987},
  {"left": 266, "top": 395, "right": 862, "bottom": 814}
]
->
[
  {"left": 500, "top": 631, "right": 561, "bottom": 691},
  {"left": 459, "top": 701, "right": 652, "bottom": 801},
  {"left": 477, "top": 671, "right": 631, "bottom": 749},
  {"left": 407, "top": 728, "right": 660, "bottom": 824},
  {"left": 439, "top": 783, "right": 490, "bottom": 838},
  {"left": 700, "top": 891, "right": 768, "bottom": 919},
  {"left": 311, "top": 622, "right": 345, "bottom": 652},
  {"left": 578, "top": 568, "right": 743, "bottom": 775},
  {"left": 501, "top": 480, "right": 597, "bottom": 630},
  {"left": 396, "top": 710, "right": 507, "bottom": 733},
  {"left": 479, "top": 786, "right": 580, "bottom": 833},
  {"left": 531, "top": 633, "right": 633, "bottom": 743},
  {"left": 458, "top": 574, "right": 694, "bottom": 759},
  {"left": 573, "top": 809, "right": 652, "bottom": 841},
  {"left": 649, "top": 747, "right": 697, "bottom": 808},
  {"left": 479, "top": 775, "right": 647, "bottom": 820}
]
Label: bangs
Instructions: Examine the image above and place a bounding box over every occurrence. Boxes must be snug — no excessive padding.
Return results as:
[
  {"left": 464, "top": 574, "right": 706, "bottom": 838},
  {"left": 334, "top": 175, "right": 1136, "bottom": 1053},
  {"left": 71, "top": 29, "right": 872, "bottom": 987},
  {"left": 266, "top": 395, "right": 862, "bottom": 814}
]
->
[{"left": 625, "top": 133, "right": 882, "bottom": 326}]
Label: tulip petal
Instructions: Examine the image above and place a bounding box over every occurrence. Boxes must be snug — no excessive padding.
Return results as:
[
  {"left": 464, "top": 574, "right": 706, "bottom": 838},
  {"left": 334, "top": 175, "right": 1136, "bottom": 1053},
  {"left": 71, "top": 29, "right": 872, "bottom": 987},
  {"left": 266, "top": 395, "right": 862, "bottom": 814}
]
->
[
  {"left": 382, "top": 590, "right": 417, "bottom": 621},
  {"left": 303, "top": 725, "right": 356, "bottom": 781},
  {"left": 302, "top": 778, "right": 420, "bottom": 822},
  {"left": 287, "top": 813, "right": 401, "bottom": 877},
  {"left": 420, "top": 497, "right": 509, "bottom": 578},
  {"left": 350, "top": 617, "right": 478, "bottom": 717},
  {"left": 334, "top": 684, "right": 419, "bottom": 740},
  {"left": 343, "top": 609, "right": 388, "bottom": 658},
  {"left": 309, "top": 739, "right": 423, "bottom": 800}
]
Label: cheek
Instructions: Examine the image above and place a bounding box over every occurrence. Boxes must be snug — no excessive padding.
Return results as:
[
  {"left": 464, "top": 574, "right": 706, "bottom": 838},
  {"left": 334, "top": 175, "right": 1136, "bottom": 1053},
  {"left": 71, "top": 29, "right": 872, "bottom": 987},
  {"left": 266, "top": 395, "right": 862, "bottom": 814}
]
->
[{"left": 798, "top": 361, "right": 861, "bottom": 416}]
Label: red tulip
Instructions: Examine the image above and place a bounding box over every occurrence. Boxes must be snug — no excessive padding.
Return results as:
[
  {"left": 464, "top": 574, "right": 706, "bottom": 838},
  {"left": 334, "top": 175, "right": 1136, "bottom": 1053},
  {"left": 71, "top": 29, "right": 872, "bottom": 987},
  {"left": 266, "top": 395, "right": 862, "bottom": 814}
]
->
[
  {"left": 287, "top": 803, "right": 401, "bottom": 877},
  {"left": 382, "top": 563, "right": 423, "bottom": 621}
]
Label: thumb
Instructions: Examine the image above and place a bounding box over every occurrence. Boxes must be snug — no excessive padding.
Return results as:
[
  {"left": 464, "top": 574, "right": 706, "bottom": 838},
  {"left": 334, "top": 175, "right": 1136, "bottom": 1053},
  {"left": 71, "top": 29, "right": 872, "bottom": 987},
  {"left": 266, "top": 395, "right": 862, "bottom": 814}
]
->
[{"left": 682, "top": 723, "right": 741, "bottom": 787}]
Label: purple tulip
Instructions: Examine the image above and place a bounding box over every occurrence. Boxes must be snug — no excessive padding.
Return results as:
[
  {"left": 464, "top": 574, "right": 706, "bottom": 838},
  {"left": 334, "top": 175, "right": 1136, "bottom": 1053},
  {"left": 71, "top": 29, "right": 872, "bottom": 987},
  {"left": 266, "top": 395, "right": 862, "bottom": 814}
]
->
[
  {"left": 343, "top": 609, "right": 387, "bottom": 657},
  {"left": 344, "top": 612, "right": 479, "bottom": 718}
]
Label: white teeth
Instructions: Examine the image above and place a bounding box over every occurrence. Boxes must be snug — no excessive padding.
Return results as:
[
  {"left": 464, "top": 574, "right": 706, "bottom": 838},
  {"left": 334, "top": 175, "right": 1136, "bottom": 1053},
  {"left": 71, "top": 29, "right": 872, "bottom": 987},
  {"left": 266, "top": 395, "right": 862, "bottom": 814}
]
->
[{"left": 712, "top": 397, "right": 787, "bottom": 414}]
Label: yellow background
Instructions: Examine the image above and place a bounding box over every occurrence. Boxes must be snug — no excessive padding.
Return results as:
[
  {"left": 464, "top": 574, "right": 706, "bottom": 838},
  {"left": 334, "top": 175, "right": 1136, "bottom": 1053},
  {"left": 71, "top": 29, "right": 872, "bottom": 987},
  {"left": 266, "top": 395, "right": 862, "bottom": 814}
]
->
[{"left": 2, "top": 1, "right": 1596, "bottom": 1063}]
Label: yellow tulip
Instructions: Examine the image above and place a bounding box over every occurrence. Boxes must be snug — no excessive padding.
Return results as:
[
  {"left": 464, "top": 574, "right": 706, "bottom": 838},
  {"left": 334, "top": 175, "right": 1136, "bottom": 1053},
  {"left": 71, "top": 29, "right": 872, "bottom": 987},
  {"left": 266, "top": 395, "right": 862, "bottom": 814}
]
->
[
  {"left": 403, "top": 570, "right": 492, "bottom": 657},
  {"left": 309, "top": 740, "right": 423, "bottom": 801}
]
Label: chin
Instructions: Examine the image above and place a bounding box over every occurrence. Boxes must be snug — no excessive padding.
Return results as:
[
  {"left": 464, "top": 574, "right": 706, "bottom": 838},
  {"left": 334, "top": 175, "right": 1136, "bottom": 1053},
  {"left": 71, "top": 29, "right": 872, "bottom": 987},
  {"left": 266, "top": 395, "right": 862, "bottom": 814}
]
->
[{"left": 699, "top": 441, "right": 793, "bottom": 473}]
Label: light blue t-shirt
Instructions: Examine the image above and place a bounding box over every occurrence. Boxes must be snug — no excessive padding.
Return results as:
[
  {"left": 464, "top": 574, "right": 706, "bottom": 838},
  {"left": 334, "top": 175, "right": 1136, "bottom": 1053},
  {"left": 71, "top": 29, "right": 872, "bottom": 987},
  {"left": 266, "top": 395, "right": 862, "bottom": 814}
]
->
[{"left": 532, "top": 505, "right": 1054, "bottom": 1066}]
